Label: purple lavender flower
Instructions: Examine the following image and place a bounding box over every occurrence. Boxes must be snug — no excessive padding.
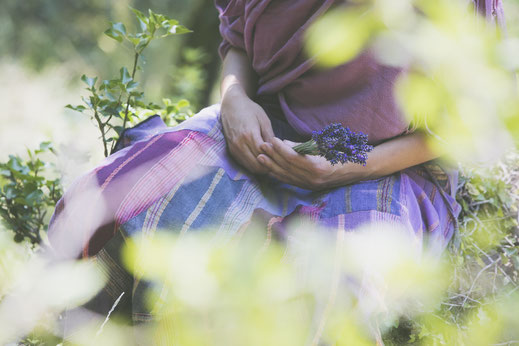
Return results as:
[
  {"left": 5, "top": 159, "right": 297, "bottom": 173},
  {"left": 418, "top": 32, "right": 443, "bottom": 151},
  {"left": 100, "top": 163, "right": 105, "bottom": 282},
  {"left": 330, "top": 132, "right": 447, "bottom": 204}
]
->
[{"left": 292, "top": 123, "right": 374, "bottom": 166}]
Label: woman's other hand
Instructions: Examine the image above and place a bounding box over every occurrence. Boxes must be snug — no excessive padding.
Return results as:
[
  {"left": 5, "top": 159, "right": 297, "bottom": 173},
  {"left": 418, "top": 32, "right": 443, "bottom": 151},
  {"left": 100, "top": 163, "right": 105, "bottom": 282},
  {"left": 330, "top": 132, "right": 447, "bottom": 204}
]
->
[
  {"left": 221, "top": 85, "right": 275, "bottom": 174},
  {"left": 220, "top": 48, "right": 274, "bottom": 174},
  {"left": 258, "top": 138, "right": 370, "bottom": 190}
]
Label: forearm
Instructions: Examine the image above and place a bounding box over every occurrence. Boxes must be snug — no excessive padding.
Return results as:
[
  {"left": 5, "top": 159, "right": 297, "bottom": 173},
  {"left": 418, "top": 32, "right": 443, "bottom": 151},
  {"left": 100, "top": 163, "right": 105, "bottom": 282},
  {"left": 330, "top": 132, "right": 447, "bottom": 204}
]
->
[
  {"left": 220, "top": 48, "right": 257, "bottom": 100},
  {"left": 327, "top": 131, "right": 440, "bottom": 187},
  {"left": 355, "top": 132, "right": 439, "bottom": 180}
]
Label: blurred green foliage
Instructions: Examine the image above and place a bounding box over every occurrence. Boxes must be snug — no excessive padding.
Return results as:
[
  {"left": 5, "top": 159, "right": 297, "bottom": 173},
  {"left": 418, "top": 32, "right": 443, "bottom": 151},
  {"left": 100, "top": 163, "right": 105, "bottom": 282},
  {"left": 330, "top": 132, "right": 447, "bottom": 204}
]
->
[
  {"left": 0, "top": 0, "right": 221, "bottom": 108},
  {"left": 0, "top": 143, "right": 62, "bottom": 245}
]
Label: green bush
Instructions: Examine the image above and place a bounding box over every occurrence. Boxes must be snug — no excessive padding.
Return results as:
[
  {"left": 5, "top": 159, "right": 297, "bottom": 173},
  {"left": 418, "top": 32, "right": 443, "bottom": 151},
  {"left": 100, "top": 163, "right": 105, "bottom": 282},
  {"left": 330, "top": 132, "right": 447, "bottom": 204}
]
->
[{"left": 0, "top": 142, "right": 62, "bottom": 245}]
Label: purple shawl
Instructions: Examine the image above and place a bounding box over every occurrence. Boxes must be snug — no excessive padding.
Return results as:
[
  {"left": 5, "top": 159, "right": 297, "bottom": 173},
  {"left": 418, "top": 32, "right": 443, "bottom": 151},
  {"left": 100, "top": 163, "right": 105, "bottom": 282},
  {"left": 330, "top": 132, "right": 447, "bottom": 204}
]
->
[{"left": 215, "top": 0, "right": 505, "bottom": 144}]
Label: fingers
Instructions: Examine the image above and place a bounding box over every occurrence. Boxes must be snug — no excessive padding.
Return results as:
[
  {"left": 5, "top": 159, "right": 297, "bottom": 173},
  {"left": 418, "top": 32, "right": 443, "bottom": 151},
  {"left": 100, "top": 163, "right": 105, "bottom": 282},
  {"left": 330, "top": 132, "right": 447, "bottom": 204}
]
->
[
  {"left": 282, "top": 139, "right": 299, "bottom": 147},
  {"left": 259, "top": 142, "right": 292, "bottom": 171},
  {"left": 259, "top": 117, "right": 275, "bottom": 142},
  {"left": 257, "top": 154, "right": 304, "bottom": 186},
  {"left": 248, "top": 131, "right": 265, "bottom": 159},
  {"left": 230, "top": 144, "right": 267, "bottom": 174},
  {"left": 268, "top": 138, "right": 313, "bottom": 173}
]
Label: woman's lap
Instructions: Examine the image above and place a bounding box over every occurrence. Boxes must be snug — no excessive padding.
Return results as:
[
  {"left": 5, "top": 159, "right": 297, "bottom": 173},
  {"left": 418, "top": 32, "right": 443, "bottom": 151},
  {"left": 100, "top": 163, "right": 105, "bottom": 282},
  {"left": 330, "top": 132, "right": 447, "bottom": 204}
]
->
[
  {"left": 50, "top": 104, "right": 461, "bottom": 334},
  {"left": 49, "top": 104, "right": 460, "bottom": 258}
]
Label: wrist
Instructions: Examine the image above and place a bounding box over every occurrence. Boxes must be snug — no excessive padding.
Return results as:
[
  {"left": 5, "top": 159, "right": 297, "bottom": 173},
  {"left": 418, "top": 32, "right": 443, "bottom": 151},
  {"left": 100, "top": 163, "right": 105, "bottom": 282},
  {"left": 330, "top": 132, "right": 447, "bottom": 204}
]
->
[
  {"left": 326, "top": 156, "right": 378, "bottom": 188},
  {"left": 360, "top": 152, "right": 380, "bottom": 180},
  {"left": 221, "top": 79, "right": 249, "bottom": 103}
]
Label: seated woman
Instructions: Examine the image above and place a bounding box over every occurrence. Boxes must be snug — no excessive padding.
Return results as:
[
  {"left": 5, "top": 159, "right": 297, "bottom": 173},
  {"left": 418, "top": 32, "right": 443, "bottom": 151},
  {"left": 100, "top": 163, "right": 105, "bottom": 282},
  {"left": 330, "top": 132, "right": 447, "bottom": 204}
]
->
[{"left": 48, "top": 0, "right": 502, "bottom": 340}]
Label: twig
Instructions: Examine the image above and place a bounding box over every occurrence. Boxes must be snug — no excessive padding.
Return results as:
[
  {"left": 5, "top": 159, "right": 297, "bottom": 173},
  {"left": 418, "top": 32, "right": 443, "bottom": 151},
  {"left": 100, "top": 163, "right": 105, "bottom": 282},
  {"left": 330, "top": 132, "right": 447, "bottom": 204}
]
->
[
  {"left": 461, "top": 258, "right": 500, "bottom": 308},
  {"left": 473, "top": 242, "right": 517, "bottom": 286},
  {"left": 96, "top": 292, "right": 125, "bottom": 337},
  {"left": 93, "top": 107, "right": 108, "bottom": 157},
  {"left": 122, "top": 52, "right": 140, "bottom": 130},
  {"left": 492, "top": 341, "right": 519, "bottom": 346}
]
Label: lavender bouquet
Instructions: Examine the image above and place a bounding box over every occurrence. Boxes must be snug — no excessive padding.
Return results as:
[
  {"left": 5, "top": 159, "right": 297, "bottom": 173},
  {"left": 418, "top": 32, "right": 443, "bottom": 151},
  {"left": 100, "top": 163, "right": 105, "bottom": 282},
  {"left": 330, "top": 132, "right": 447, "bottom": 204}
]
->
[{"left": 292, "top": 123, "right": 374, "bottom": 166}]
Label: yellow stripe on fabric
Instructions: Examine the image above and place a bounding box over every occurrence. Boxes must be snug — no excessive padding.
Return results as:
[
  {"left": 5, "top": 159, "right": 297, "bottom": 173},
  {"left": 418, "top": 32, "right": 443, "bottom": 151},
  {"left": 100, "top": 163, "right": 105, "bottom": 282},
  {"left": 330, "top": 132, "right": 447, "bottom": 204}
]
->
[
  {"left": 385, "top": 176, "right": 396, "bottom": 213},
  {"left": 146, "top": 179, "right": 184, "bottom": 236},
  {"left": 133, "top": 180, "right": 184, "bottom": 296},
  {"left": 344, "top": 186, "right": 352, "bottom": 213},
  {"left": 220, "top": 183, "right": 262, "bottom": 237},
  {"left": 95, "top": 248, "right": 132, "bottom": 299},
  {"left": 311, "top": 219, "right": 345, "bottom": 346},
  {"left": 257, "top": 216, "right": 283, "bottom": 256},
  {"left": 430, "top": 186, "right": 437, "bottom": 204},
  {"left": 281, "top": 190, "right": 289, "bottom": 216},
  {"left": 376, "top": 179, "right": 384, "bottom": 212},
  {"left": 180, "top": 168, "right": 225, "bottom": 235}
]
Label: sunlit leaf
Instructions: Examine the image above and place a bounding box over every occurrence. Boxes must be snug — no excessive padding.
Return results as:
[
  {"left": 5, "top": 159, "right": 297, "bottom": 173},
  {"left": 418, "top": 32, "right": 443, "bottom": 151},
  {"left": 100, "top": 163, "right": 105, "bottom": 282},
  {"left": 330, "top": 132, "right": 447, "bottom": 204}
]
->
[
  {"left": 305, "top": 7, "right": 380, "bottom": 67},
  {"left": 80, "top": 75, "right": 97, "bottom": 89}
]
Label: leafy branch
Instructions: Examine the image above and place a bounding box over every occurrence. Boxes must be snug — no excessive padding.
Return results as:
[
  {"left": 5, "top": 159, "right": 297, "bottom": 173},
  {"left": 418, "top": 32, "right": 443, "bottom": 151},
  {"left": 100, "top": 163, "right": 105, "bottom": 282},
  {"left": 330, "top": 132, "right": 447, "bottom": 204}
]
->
[{"left": 67, "top": 8, "right": 192, "bottom": 157}]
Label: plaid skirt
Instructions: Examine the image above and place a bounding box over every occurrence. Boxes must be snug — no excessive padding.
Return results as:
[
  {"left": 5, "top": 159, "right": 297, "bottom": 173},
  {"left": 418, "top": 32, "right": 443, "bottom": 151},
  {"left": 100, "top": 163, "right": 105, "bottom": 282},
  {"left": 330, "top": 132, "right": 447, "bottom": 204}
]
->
[{"left": 49, "top": 104, "right": 461, "bottom": 333}]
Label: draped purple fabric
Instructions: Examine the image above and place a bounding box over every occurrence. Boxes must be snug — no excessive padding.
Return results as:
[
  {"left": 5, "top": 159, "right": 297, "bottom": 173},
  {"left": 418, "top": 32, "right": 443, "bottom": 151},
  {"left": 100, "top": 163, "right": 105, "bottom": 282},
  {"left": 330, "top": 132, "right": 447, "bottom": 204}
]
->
[
  {"left": 215, "top": 0, "right": 505, "bottom": 144},
  {"left": 475, "top": 0, "right": 506, "bottom": 29}
]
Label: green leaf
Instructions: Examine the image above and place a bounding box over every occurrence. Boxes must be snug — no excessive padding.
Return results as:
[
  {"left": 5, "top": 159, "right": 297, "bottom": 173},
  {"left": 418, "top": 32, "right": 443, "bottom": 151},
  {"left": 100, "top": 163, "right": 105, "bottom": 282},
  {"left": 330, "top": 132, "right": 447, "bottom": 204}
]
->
[
  {"left": 81, "top": 75, "right": 97, "bottom": 89},
  {"left": 104, "top": 29, "right": 122, "bottom": 43},
  {"left": 4, "top": 186, "right": 17, "bottom": 199},
  {"left": 104, "top": 22, "right": 127, "bottom": 43},
  {"left": 112, "top": 22, "right": 127, "bottom": 36},
  {"left": 135, "top": 37, "right": 151, "bottom": 53},
  {"left": 14, "top": 233, "right": 24, "bottom": 243},
  {"left": 120, "top": 67, "right": 132, "bottom": 84},
  {"left": 25, "top": 190, "right": 43, "bottom": 206},
  {"left": 113, "top": 126, "right": 124, "bottom": 135},
  {"left": 148, "top": 9, "right": 159, "bottom": 25},
  {"left": 98, "top": 99, "right": 110, "bottom": 108},
  {"left": 8, "top": 157, "right": 25, "bottom": 173},
  {"left": 126, "top": 81, "right": 139, "bottom": 92},
  {"left": 175, "top": 99, "right": 190, "bottom": 109},
  {"left": 130, "top": 91, "right": 144, "bottom": 99},
  {"left": 126, "top": 35, "right": 141, "bottom": 47},
  {"left": 82, "top": 96, "right": 93, "bottom": 108},
  {"left": 131, "top": 8, "right": 149, "bottom": 32},
  {"left": 65, "top": 104, "right": 87, "bottom": 112},
  {"left": 39, "top": 142, "right": 53, "bottom": 152},
  {"left": 465, "top": 183, "right": 480, "bottom": 196},
  {"left": 166, "top": 24, "right": 192, "bottom": 35}
]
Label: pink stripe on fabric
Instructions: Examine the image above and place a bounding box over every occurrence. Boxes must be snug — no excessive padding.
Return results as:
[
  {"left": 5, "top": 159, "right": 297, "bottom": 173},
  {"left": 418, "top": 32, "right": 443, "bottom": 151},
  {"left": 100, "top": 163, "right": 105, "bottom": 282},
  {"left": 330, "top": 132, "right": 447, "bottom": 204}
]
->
[
  {"left": 115, "top": 132, "right": 201, "bottom": 227},
  {"left": 124, "top": 134, "right": 203, "bottom": 211},
  {"left": 311, "top": 225, "right": 345, "bottom": 345},
  {"left": 114, "top": 132, "right": 217, "bottom": 228},
  {"left": 337, "top": 213, "right": 345, "bottom": 230},
  {"left": 299, "top": 204, "right": 325, "bottom": 222},
  {"left": 115, "top": 132, "right": 214, "bottom": 228},
  {"left": 259, "top": 216, "right": 283, "bottom": 252},
  {"left": 136, "top": 133, "right": 219, "bottom": 211},
  {"left": 101, "top": 134, "right": 164, "bottom": 190}
]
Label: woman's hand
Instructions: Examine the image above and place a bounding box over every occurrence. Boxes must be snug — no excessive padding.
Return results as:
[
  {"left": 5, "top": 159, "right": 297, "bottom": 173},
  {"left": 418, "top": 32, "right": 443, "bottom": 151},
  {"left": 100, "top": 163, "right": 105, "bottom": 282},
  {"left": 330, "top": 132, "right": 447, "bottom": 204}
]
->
[
  {"left": 258, "top": 130, "right": 442, "bottom": 190},
  {"left": 221, "top": 86, "right": 275, "bottom": 174},
  {"left": 257, "top": 138, "right": 370, "bottom": 190}
]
